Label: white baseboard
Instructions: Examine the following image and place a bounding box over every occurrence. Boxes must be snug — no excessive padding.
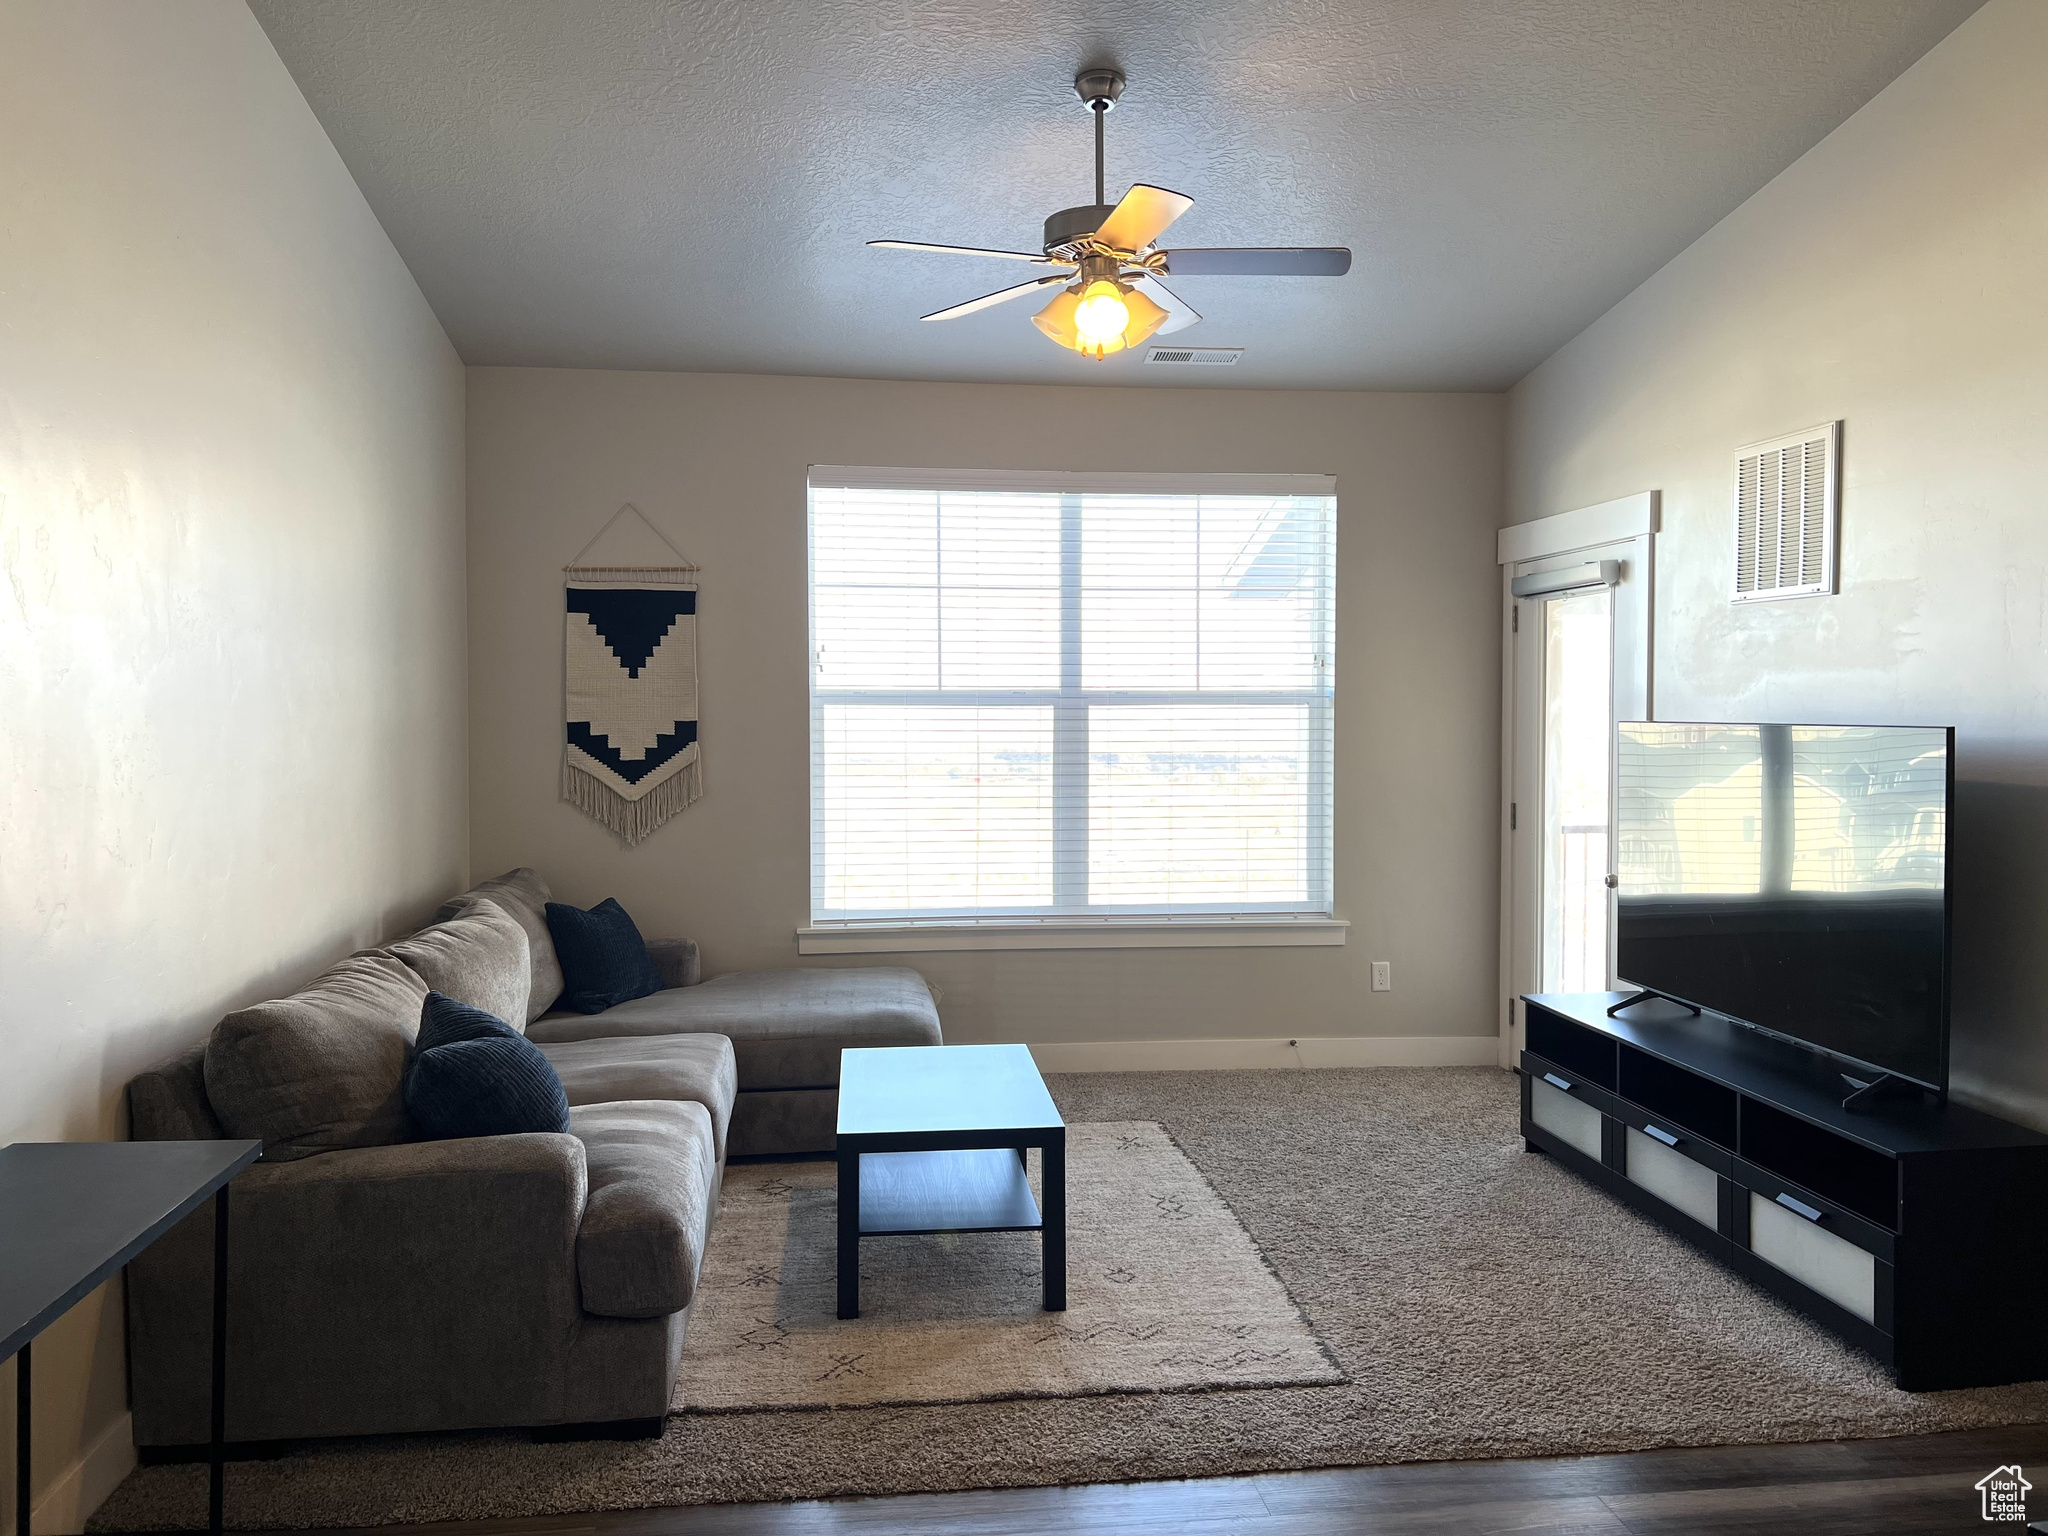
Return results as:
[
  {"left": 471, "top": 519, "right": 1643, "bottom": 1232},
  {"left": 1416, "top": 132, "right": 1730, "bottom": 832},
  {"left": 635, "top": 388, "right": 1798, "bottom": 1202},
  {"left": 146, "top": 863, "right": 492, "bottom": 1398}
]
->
[
  {"left": 1028, "top": 1035, "right": 1503, "bottom": 1073},
  {"left": 15, "top": 1410, "right": 135, "bottom": 1536}
]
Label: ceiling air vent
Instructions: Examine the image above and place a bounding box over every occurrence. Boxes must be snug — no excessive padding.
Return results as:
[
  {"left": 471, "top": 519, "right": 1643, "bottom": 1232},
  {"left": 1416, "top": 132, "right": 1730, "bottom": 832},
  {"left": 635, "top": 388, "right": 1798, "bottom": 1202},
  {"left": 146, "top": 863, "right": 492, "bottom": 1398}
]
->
[
  {"left": 1733, "top": 421, "right": 1839, "bottom": 603},
  {"left": 1144, "top": 346, "right": 1243, "bottom": 366}
]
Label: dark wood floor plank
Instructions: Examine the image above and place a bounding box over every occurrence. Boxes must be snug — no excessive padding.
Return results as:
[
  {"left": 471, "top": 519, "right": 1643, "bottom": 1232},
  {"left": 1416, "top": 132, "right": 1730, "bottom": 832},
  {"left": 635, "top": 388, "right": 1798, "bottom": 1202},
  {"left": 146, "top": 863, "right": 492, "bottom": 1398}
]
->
[
  {"left": 732, "top": 1475, "right": 1271, "bottom": 1533},
  {"left": 1241, "top": 1493, "right": 1629, "bottom": 1535},
  {"left": 298, "top": 1474, "right": 1271, "bottom": 1536},
  {"left": 261, "top": 1425, "right": 2048, "bottom": 1536},
  {"left": 1600, "top": 1470, "right": 1995, "bottom": 1534},
  {"left": 1253, "top": 1424, "right": 2048, "bottom": 1514}
]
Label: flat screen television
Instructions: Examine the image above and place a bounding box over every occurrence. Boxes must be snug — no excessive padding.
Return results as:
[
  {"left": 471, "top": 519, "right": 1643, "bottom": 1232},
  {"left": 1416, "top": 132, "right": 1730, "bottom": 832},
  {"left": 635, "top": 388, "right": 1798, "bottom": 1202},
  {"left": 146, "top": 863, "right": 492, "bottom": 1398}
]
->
[{"left": 1614, "top": 721, "right": 1953, "bottom": 1093}]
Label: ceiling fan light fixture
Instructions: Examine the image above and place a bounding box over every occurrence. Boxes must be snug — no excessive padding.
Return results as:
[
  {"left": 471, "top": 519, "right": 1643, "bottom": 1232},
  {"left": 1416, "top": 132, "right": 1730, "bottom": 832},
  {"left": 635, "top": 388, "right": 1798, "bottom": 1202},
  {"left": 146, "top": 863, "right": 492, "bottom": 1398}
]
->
[
  {"left": 1073, "top": 279, "right": 1131, "bottom": 343},
  {"left": 1033, "top": 279, "right": 1167, "bottom": 360}
]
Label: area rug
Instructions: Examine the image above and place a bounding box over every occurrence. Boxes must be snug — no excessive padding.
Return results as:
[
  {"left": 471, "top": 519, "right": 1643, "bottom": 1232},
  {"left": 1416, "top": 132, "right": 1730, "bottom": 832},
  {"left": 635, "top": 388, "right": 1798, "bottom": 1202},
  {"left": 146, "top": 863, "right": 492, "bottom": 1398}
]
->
[
  {"left": 678, "top": 1121, "right": 1342, "bottom": 1410},
  {"left": 91, "top": 1068, "right": 2048, "bottom": 1530}
]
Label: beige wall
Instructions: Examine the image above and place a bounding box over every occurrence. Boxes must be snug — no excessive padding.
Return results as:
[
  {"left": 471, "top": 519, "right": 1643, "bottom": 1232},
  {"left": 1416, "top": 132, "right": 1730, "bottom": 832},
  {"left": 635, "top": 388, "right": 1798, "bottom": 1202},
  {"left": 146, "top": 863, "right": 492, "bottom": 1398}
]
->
[
  {"left": 1507, "top": 0, "right": 2048, "bottom": 1123},
  {"left": 0, "top": 3, "right": 466, "bottom": 1526},
  {"left": 468, "top": 369, "right": 1503, "bottom": 1050}
]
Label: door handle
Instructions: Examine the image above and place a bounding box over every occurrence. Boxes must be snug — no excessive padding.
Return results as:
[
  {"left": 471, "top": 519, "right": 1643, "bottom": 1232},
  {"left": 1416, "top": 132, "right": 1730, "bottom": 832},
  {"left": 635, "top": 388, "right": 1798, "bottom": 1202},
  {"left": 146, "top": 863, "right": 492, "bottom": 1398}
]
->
[
  {"left": 1541, "top": 1072, "right": 1574, "bottom": 1093},
  {"left": 1643, "top": 1124, "right": 1680, "bottom": 1147},
  {"left": 1775, "top": 1192, "right": 1824, "bottom": 1223}
]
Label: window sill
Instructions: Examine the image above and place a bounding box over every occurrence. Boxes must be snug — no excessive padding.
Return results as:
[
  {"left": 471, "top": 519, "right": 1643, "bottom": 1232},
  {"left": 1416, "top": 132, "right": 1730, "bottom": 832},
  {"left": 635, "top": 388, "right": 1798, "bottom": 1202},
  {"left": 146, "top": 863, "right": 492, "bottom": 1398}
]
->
[{"left": 795, "top": 917, "right": 1349, "bottom": 955}]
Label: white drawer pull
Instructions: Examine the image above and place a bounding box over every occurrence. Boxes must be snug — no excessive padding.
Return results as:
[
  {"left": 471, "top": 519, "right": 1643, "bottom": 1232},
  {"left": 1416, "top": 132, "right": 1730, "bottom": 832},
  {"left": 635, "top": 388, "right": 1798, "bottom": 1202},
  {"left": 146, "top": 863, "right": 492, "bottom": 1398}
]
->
[
  {"left": 1541, "top": 1072, "right": 1574, "bottom": 1092},
  {"left": 1643, "top": 1124, "right": 1680, "bottom": 1147},
  {"left": 1775, "top": 1191, "right": 1824, "bottom": 1223}
]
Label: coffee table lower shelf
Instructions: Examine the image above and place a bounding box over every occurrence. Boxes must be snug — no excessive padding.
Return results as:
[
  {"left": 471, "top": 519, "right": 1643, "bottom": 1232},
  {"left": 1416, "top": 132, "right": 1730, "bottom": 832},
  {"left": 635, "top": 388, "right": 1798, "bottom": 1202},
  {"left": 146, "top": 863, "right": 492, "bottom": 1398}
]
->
[
  {"left": 856, "top": 1148, "right": 1042, "bottom": 1234},
  {"left": 836, "top": 1141, "right": 1066, "bottom": 1319}
]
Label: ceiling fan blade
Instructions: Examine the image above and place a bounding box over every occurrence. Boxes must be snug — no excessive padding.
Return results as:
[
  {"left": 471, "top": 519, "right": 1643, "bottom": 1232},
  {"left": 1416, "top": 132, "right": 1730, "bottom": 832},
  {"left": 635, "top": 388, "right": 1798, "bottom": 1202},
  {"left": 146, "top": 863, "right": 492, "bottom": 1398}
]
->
[
  {"left": 1094, "top": 185, "right": 1194, "bottom": 252},
  {"left": 1131, "top": 274, "right": 1202, "bottom": 335},
  {"left": 920, "top": 274, "right": 1070, "bottom": 322},
  {"left": 1160, "top": 247, "right": 1352, "bottom": 278},
  {"left": 870, "top": 240, "right": 1067, "bottom": 264}
]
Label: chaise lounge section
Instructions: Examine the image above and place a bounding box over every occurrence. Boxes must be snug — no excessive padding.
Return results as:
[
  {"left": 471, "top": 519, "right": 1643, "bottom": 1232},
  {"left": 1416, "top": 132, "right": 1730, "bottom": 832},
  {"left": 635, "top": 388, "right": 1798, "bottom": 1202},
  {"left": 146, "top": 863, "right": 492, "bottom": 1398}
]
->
[
  {"left": 439, "top": 869, "right": 943, "bottom": 1157},
  {"left": 529, "top": 967, "right": 946, "bottom": 1155}
]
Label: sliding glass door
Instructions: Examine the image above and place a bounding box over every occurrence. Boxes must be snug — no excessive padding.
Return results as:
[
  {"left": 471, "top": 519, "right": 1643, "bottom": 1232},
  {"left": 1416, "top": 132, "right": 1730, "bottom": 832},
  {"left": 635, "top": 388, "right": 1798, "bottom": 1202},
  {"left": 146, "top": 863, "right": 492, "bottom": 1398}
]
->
[
  {"left": 1500, "top": 501, "right": 1654, "bottom": 1065},
  {"left": 1537, "top": 585, "right": 1613, "bottom": 993}
]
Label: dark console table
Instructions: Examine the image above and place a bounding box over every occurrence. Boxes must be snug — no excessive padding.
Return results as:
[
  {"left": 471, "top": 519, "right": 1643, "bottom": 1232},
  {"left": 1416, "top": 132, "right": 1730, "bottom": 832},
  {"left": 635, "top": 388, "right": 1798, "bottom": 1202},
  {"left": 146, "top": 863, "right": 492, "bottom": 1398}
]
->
[
  {"left": 1520, "top": 993, "right": 2048, "bottom": 1390},
  {"left": 2, "top": 1139, "right": 261, "bottom": 1534}
]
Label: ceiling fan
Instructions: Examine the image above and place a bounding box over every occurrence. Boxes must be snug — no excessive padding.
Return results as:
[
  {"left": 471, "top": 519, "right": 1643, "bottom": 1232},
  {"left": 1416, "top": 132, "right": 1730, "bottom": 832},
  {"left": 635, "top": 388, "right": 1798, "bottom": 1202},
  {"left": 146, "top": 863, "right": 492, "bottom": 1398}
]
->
[{"left": 869, "top": 68, "right": 1351, "bottom": 360}]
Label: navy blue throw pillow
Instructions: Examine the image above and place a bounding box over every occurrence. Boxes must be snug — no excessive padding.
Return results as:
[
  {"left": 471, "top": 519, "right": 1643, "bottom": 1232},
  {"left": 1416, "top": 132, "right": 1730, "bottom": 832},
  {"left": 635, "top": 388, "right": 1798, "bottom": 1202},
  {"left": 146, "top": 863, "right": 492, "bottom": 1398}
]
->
[
  {"left": 544, "top": 897, "right": 664, "bottom": 1014},
  {"left": 405, "top": 992, "right": 570, "bottom": 1140}
]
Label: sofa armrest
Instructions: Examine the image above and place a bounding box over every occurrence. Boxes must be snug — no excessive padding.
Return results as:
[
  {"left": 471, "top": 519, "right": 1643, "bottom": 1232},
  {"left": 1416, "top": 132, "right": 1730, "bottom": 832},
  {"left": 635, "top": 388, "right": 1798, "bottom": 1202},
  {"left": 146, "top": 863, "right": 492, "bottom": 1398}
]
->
[
  {"left": 646, "top": 937, "right": 701, "bottom": 988},
  {"left": 575, "top": 1101, "right": 716, "bottom": 1317},
  {"left": 128, "top": 1133, "right": 589, "bottom": 1445}
]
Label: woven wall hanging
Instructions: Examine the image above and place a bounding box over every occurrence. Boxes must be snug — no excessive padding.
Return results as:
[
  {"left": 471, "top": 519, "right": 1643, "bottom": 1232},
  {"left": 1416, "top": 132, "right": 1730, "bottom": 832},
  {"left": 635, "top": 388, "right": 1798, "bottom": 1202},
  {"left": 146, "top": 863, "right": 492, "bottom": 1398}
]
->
[{"left": 562, "top": 506, "right": 700, "bottom": 845}]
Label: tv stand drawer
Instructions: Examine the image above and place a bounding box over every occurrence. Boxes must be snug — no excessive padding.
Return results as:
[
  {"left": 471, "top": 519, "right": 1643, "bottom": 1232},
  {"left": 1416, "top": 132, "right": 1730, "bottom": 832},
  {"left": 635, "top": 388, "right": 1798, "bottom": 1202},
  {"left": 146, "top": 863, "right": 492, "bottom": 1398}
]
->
[
  {"left": 1748, "top": 1190, "right": 1878, "bottom": 1325},
  {"left": 1625, "top": 1127, "right": 1721, "bottom": 1230},
  {"left": 1529, "top": 1076, "right": 1603, "bottom": 1161}
]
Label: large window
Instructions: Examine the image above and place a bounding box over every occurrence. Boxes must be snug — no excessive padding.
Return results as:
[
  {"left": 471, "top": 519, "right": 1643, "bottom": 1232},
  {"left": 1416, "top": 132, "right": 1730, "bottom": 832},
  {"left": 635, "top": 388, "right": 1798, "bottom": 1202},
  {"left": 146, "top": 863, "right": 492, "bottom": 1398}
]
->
[{"left": 808, "top": 468, "right": 1335, "bottom": 928}]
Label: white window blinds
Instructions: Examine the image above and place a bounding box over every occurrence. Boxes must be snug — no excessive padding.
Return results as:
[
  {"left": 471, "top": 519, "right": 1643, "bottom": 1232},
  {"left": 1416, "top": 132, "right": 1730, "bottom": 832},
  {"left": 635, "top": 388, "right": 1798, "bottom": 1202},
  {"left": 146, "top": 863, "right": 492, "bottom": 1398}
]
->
[{"left": 808, "top": 468, "right": 1336, "bottom": 923}]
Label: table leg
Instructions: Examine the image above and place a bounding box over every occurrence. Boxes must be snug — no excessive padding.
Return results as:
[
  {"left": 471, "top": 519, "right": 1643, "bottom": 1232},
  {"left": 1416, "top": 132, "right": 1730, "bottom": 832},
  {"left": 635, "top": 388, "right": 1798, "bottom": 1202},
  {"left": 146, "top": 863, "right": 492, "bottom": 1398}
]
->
[
  {"left": 1042, "top": 1131, "right": 1066, "bottom": 1312},
  {"left": 209, "top": 1185, "right": 229, "bottom": 1534},
  {"left": 15, "top": 1339, "right": 28, "bottom": 1536},
  {"left": 836, "top": 1150, "right": 860, "bottom": 1320}
]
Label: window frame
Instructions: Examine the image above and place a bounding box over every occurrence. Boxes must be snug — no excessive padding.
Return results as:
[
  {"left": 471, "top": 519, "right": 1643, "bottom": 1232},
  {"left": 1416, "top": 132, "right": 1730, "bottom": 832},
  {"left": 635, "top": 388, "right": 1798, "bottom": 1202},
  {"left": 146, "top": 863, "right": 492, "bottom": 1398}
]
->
[{"left": 802, "top": 466, "right": 1344, "bottom": 953}]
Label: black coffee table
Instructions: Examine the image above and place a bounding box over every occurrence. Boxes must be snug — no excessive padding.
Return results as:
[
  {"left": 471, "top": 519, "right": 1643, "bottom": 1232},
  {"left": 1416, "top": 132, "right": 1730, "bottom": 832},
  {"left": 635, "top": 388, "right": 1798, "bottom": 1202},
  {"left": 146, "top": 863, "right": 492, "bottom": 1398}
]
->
[{"left": 835, "top": 1044, "right": 1066, "bottom": 1319}]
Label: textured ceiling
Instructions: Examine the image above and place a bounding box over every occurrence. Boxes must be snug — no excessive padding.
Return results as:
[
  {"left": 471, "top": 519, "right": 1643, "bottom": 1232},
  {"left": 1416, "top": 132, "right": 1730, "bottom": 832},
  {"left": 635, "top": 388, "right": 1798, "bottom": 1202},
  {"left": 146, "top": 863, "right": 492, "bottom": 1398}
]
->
[{"left": 249, "top": 0, "right": 1983, "bottom": 390}]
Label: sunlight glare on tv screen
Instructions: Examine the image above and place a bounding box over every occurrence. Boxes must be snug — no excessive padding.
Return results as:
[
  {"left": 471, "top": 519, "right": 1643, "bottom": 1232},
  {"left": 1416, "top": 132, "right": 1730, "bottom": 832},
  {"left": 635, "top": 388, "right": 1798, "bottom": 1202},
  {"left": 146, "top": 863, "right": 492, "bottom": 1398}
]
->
[{"left": 1614, "top": 722, "right": 1951, "bottom": 1089}]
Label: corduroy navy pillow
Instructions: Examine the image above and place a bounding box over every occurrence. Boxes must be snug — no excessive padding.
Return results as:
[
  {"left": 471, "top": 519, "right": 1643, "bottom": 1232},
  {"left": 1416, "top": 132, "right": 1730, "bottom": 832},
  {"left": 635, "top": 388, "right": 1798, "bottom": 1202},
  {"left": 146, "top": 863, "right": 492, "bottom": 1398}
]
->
[
  {"left": 404, "top": 992, "right": 571, "bottom": 1140},
  {"left": 544, "top": 897, "right": 664, "bottom": 1014}
]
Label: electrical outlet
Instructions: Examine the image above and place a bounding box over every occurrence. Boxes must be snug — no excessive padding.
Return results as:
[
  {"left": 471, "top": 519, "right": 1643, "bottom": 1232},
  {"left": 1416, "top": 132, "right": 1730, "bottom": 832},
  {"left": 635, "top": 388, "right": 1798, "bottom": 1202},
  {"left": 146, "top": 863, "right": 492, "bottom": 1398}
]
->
[{"left": 1371, "top": 961, "right": 1391, "bottom": 992}]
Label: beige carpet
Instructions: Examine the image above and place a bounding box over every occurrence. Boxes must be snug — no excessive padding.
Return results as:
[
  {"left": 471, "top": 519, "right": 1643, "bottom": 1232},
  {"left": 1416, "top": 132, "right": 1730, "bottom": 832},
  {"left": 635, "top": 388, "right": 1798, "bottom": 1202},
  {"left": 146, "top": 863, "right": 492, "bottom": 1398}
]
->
[
  {"left": 92, "top": 1068, "right": 2048, "bottom": 1530},
  {"left": 678, "top": 1121, "right": 1341, "bottom": 1410}
]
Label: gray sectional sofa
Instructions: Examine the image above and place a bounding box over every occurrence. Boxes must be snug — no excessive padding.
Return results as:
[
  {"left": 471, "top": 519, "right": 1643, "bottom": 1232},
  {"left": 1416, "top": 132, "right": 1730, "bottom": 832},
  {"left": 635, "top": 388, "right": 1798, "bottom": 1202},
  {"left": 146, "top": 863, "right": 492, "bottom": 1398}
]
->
[{"left": 124, "top": 868, "right": 941, "bottom": 1449}]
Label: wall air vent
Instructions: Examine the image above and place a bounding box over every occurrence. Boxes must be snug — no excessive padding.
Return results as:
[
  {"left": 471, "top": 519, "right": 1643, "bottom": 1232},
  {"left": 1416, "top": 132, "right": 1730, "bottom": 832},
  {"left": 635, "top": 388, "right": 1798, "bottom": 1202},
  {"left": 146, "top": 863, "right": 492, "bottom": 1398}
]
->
[
  {"left": 1144, "top": 346, "right": 1244, "bottom": 366},
  {"left": 1733, "top": 421, "right": 1839, "bottom": 602}
]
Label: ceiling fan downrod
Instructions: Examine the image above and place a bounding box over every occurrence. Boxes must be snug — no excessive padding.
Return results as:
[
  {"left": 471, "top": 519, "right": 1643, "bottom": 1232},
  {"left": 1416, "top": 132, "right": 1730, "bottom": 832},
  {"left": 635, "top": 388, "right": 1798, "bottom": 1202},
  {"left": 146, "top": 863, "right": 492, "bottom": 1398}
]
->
[{"left": 1075, "top": 68, "right": 1124, "bottom": 209}]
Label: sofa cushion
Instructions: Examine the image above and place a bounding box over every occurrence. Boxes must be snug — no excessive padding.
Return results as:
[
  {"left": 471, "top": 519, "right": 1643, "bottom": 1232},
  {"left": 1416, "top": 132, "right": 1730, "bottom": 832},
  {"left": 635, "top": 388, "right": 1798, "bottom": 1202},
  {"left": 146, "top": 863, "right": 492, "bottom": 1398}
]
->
[
  {"left": 436, "top": 868, "right": 564, "bottom": 1023},
  {"left": 526, "top": 967, "right": 942, "bottom": 1090},
  {"left": 205, "top": 949, "right": 427, "bottom": 1161},
  {"left": 570, "top": 1100, "right": 716, "bottom": 1318},
  {"left": 388, "top": 906, "right": 531, "bottom": 1031},
  {"left": 545, "top": 898, "right": 663, "bottom": 1014},
  {"left": 405, "top": 993, "right": 571, "bottom": 1141},
  {"left": 538, "top": 1033, "right": 737, "bottom": 1163}
]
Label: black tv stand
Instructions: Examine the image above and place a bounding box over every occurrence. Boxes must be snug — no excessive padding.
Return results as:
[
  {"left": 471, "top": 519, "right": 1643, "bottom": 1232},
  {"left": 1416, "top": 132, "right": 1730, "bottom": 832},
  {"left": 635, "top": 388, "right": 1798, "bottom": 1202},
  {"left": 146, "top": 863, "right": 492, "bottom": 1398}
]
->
[
  {"left": 1840, "top": 1071, "right": 1935, "bottom": 1113},
  {"left": 1520, "top": 991, "right": 2048, "bottom": 1390},
  {"left": 1606, "top": 988, "right": 1701, "bottom": 1019}
]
